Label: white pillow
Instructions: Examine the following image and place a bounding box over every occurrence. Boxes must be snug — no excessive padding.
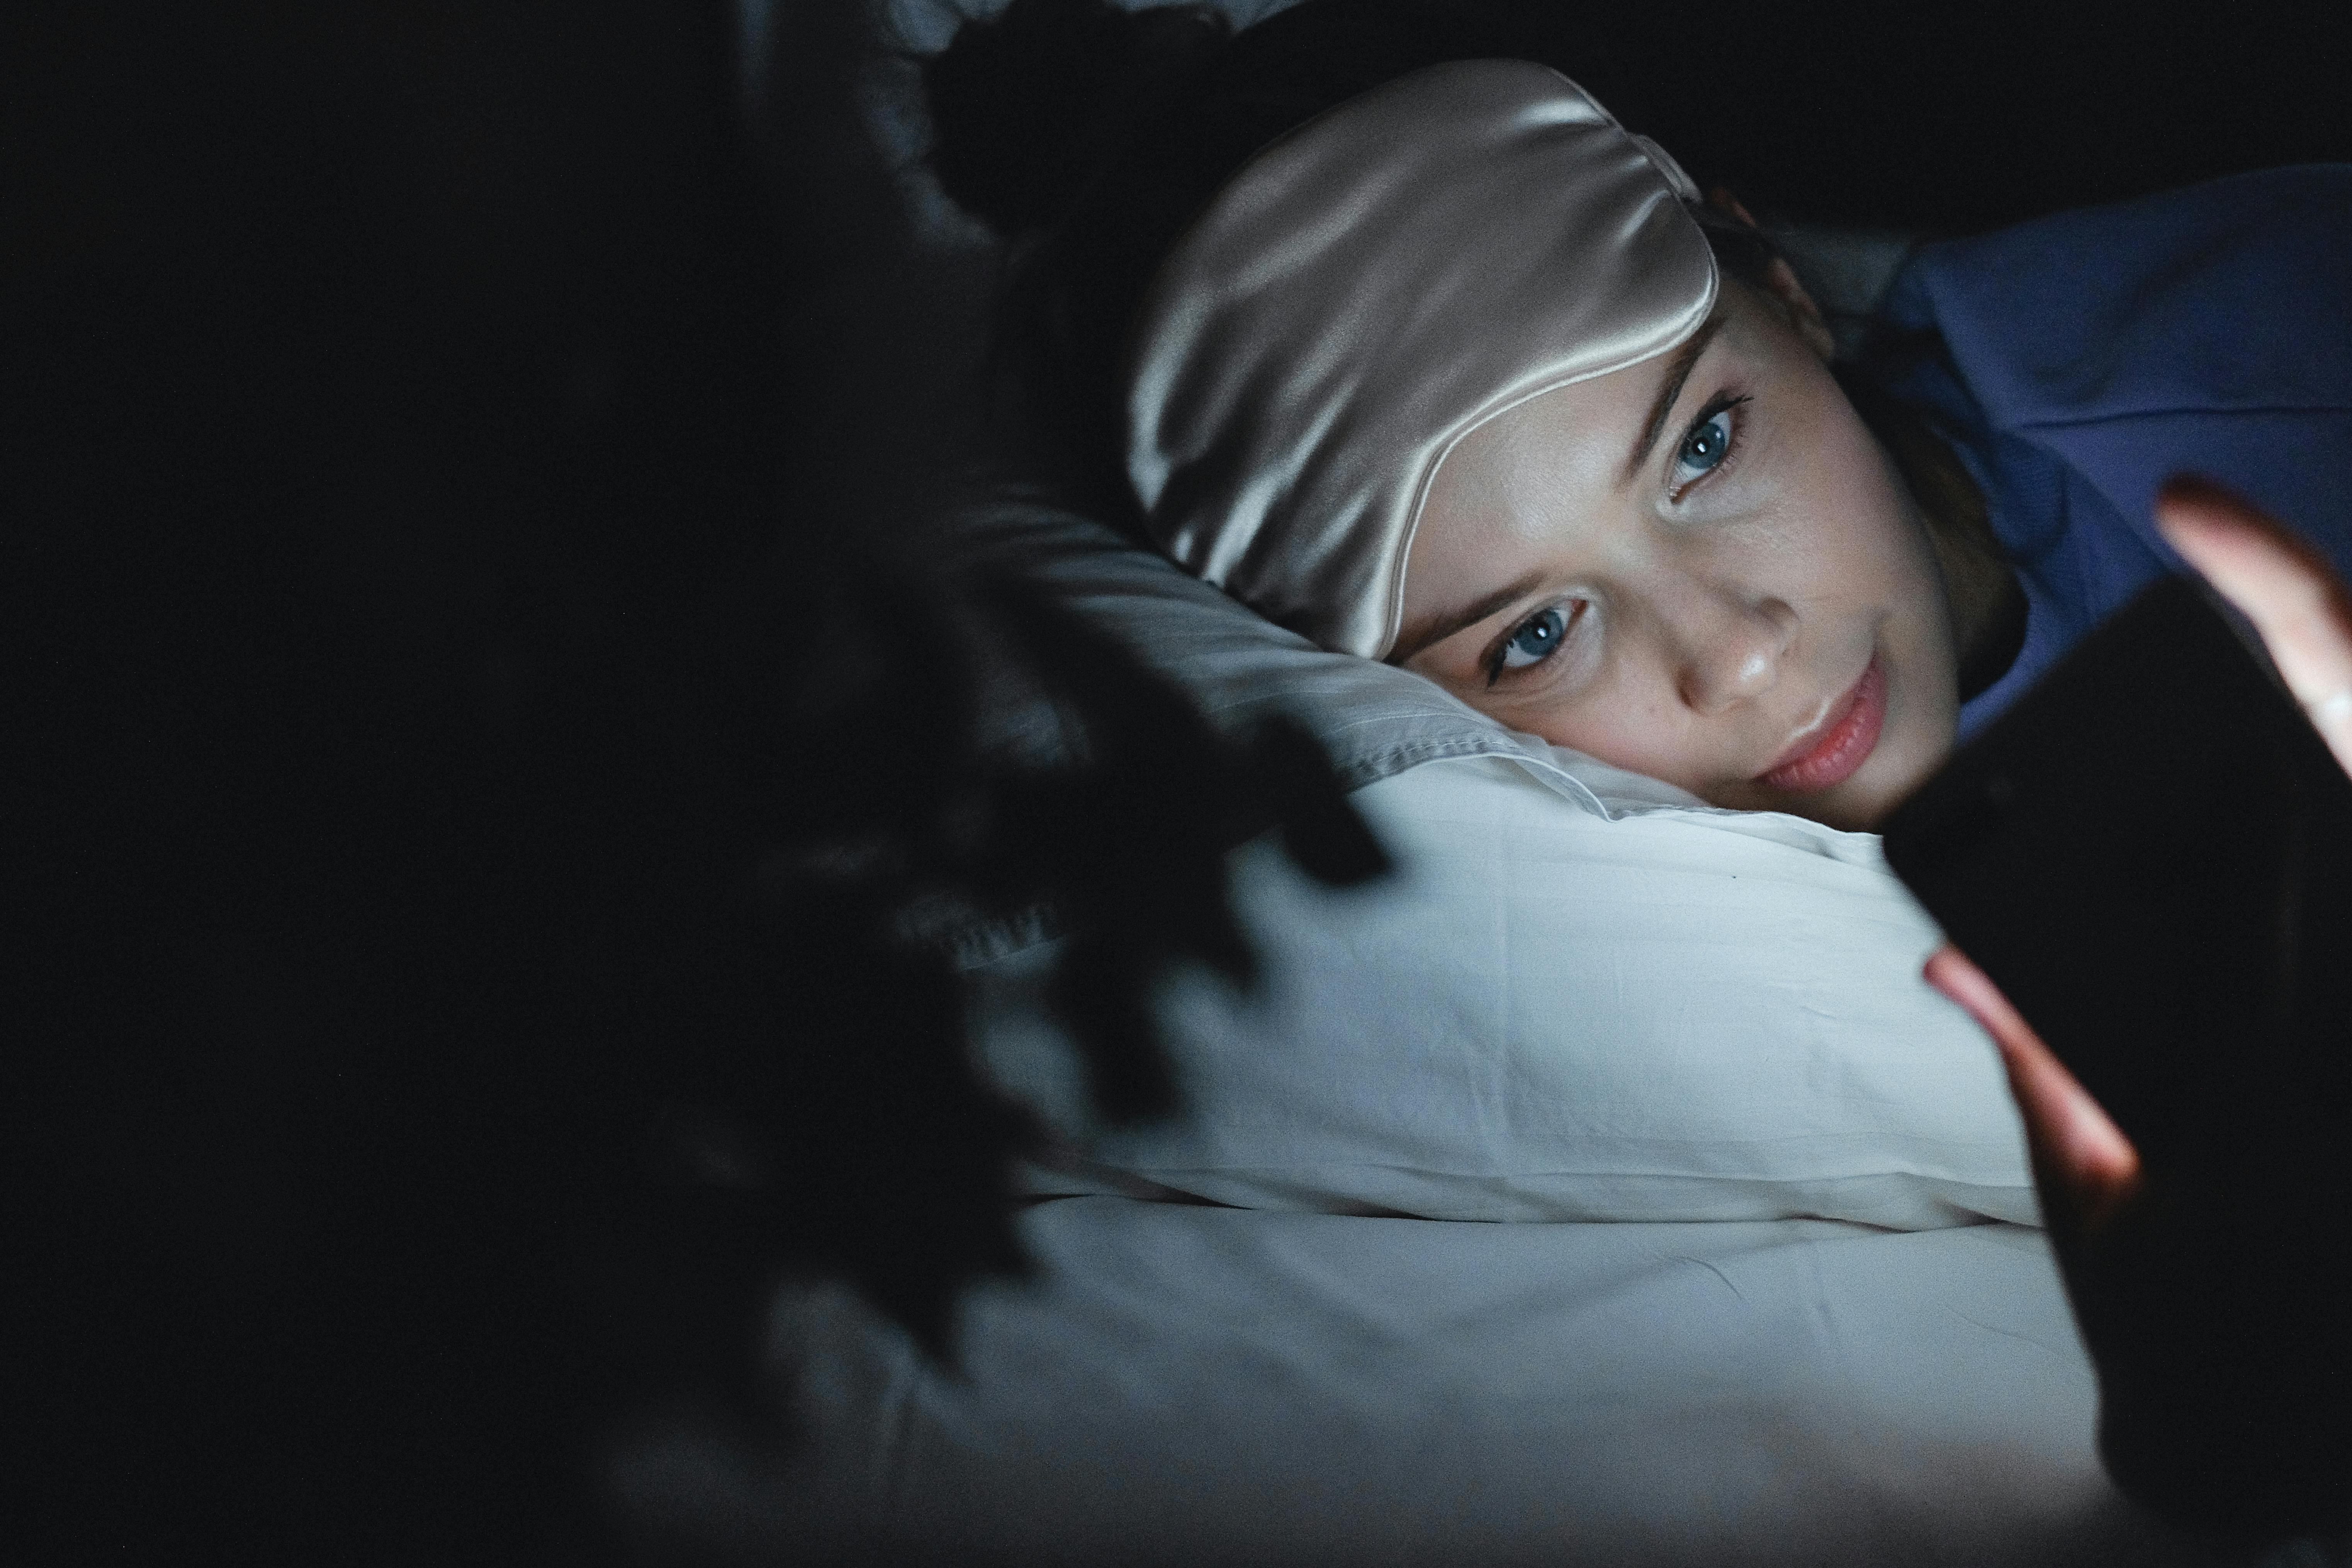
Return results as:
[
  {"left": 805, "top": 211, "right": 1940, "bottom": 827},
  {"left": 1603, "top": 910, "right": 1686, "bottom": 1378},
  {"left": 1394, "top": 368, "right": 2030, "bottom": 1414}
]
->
[{"left": 954, "top": 502, "right": 2036, "bottom": 1229}]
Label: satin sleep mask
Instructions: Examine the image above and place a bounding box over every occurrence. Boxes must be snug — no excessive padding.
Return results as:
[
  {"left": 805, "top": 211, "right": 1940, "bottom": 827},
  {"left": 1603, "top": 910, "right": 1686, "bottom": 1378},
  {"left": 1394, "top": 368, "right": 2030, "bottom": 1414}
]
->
[{"left": 1124, "top": 59, "right": 1719, "bottom": 660}]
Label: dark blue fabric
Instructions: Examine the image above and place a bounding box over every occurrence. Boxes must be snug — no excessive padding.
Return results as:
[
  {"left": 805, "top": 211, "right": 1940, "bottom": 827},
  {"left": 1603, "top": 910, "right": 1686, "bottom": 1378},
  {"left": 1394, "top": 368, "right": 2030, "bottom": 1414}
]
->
[{"left": 1868, "top": 166, "right": 2352, "bottom": 737}]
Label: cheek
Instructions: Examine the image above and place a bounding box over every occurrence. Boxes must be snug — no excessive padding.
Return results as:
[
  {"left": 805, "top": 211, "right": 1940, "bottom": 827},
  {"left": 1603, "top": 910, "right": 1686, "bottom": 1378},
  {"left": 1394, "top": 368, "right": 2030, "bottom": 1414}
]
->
[
  {"left": 1781, "top": 409, "right": 1961, "bottom": 812},
  {"left": 1494, "top": 657, "right": 1714, "bottom": 787},
  {"left": 1787, "top": 432, "right": 1919, "bottom": 566},
  {"left": 1773, "top": 420, "right": 1939, "bottom": 595}
]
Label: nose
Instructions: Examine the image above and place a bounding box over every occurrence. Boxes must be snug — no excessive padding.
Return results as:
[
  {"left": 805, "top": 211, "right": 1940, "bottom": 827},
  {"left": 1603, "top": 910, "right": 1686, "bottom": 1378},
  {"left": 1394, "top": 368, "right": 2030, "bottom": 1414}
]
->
[{"left": 1671, "top": 588, "right": 1797, "bottom": 715}]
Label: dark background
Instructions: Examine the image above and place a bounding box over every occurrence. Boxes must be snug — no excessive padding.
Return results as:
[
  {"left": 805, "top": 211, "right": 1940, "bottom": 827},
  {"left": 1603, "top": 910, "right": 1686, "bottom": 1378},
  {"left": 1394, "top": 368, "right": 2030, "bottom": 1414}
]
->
[
  {"left": 1568, "top": 7, "right": 2352, "bottom": 237},
  {"left": 8, "top": 1, "right": 2348, "bottom": 1560}
]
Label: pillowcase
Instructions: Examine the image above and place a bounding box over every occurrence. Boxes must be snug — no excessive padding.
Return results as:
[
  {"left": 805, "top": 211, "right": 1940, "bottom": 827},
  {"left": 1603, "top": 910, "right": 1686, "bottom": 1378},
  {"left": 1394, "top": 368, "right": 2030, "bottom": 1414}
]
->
[
  {"left": 950, "top": 500, "right": 1565, "bottom": 792},
  {"left": 953, "top": 501, "right": 2036, "bottom": 1229}
]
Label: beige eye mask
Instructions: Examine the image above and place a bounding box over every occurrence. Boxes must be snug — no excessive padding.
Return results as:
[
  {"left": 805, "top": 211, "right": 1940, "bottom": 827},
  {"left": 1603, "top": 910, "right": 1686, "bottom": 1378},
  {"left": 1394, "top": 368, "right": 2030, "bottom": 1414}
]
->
[{"left": 1124, "top": 58, "right": 1719, "bottom": 659}]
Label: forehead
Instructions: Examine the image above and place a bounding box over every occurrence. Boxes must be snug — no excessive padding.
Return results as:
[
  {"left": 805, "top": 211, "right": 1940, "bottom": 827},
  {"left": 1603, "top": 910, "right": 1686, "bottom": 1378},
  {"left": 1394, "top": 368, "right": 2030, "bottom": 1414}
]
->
[{"left": 1416, "top": 283, "right": 1777, "bottom": 543}]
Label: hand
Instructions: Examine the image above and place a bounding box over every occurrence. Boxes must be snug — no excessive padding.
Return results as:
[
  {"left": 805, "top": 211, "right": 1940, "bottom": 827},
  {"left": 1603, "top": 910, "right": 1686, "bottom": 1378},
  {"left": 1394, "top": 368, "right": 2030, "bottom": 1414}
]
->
[
  {"left": 2158, "top": 476, "right": 2352, "bottom": 776},
  {"left": 1925, "top": 476, "right": 2352, "bottom": 1534},
  {"left": 1929, "top": 476, "right": 2352, "bottom": 1237},
  {"left": 1922, "top": 944, "right": 2139, "bottom": 1241}
]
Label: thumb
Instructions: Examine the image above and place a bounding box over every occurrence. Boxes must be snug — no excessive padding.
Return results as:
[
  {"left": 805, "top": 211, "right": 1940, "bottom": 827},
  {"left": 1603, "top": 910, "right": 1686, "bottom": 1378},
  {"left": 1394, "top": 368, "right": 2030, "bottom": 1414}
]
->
[
  {"left": 1925, "top": 944, "right": 2141, "bottom": 1232},
  {"left": 2156, "top": 476, "right": 2352, "bottom": 776}
]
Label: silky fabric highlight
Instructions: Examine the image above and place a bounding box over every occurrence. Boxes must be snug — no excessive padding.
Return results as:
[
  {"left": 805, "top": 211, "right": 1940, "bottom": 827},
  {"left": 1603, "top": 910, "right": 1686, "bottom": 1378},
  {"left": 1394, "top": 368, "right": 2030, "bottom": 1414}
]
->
[{"left": 1125, "top": 59, "right": 1719, "bottom": 658}]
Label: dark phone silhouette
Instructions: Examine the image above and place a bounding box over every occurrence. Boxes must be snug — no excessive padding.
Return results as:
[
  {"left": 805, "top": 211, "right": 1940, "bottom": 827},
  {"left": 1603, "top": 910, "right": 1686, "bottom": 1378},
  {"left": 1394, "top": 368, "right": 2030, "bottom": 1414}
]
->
[{"left": 1884, "top": 572, "right": 2352, "bottom": 1534}]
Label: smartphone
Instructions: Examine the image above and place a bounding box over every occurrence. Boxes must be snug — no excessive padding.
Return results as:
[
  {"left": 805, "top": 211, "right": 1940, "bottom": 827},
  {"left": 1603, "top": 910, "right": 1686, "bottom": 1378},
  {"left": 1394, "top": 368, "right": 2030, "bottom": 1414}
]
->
[
  {"left": 1883, "top": 571, "right": 2352, "bottom": 1532},
  {"left": 1882, "top": 572, "right": 2352, "bottom": 1179}
]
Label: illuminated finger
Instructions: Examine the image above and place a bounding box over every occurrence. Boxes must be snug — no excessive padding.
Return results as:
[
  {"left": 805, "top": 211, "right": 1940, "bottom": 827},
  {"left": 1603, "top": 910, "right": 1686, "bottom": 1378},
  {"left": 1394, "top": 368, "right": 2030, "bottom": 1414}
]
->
[
  {"left": 2156, "top": 477, "right": 2352, "bottom": 776},
  {"left": 1925, "top": 944, "right": 2142, "bottom": 1230}
]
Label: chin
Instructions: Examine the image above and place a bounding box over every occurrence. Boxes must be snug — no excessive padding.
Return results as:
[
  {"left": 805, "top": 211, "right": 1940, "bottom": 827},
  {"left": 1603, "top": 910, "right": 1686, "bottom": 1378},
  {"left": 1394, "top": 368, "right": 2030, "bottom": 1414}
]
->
[
  {"left": 1751, "top": 783, "right": 1882, "bottom": 832},
  {"left": 1832, "top": 652, "right": 1961, "bottom": 828},
  {"left": 1812, "top": 783, "right": 1903, "bottom": 832},
  {"left": 1836, "top": 721, "right": 1955, "bottom": 829}
]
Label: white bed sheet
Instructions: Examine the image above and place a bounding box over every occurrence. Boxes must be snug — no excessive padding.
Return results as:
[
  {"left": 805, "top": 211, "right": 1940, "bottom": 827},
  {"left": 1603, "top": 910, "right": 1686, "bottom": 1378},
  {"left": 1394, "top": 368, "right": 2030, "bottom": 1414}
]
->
[
  {"left": 980, "top": 754, "right": 2036, "bottom": 1230},
  {"left": 618, "top": 1197, "right": 2257, "bottom": 1566}
]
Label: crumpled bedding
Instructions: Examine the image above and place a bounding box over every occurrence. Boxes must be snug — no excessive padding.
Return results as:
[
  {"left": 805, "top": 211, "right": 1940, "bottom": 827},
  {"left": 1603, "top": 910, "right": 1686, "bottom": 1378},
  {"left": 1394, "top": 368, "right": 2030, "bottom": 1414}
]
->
[
  {"left": 635, "top": 1194, "right": 2264, "bottom": 1566},
  {"left": 975, "top": 753, "right": 2038, "bottom": 1230}
]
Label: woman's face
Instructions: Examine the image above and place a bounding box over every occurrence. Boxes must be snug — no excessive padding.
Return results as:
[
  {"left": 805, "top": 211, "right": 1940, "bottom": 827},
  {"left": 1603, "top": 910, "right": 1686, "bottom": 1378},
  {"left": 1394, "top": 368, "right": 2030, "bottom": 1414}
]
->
[{"left": 1394, "top": 270, "right": 1959, "bottom": 830}]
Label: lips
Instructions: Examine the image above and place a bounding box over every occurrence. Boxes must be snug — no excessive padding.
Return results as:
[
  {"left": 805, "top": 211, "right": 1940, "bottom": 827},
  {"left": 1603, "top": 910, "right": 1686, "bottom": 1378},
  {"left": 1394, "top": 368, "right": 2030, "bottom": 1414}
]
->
[{"left": 1757, "top": 654, "right": 1887, "bottom": 795}]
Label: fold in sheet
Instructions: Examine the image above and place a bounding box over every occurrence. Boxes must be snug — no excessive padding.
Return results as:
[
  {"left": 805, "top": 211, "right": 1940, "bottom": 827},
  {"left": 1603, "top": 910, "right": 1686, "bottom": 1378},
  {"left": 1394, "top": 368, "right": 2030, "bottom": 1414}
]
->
[{"left": 622, "top": 1199, "right": 2237, "bottom": 1566}]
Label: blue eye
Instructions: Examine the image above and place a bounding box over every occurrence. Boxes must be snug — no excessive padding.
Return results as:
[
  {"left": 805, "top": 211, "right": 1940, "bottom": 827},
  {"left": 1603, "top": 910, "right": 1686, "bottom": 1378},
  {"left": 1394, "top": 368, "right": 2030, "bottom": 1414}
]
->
[
  {"left": 1499, "top": 603, "right": 1572, "bottom": 672},
  {"left": 1675, "top": 407, "right": 1735, "bottom": 482}
]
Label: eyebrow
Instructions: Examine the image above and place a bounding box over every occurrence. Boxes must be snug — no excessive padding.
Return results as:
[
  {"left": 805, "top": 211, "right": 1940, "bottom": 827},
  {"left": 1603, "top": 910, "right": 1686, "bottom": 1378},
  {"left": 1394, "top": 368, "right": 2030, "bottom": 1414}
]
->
[
  {"left": 1620, "top": 311, "right": 1728, "bottom": 488},
  {"left": 1386, "top": 569, "right": 1548, "bottom": 667}
]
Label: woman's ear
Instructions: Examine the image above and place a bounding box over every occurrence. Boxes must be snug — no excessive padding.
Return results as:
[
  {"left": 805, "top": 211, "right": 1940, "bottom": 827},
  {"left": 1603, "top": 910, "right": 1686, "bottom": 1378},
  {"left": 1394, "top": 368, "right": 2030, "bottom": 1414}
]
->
[{"left": 1706, "top": 186, "right": 1836, "bottom": 362}]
